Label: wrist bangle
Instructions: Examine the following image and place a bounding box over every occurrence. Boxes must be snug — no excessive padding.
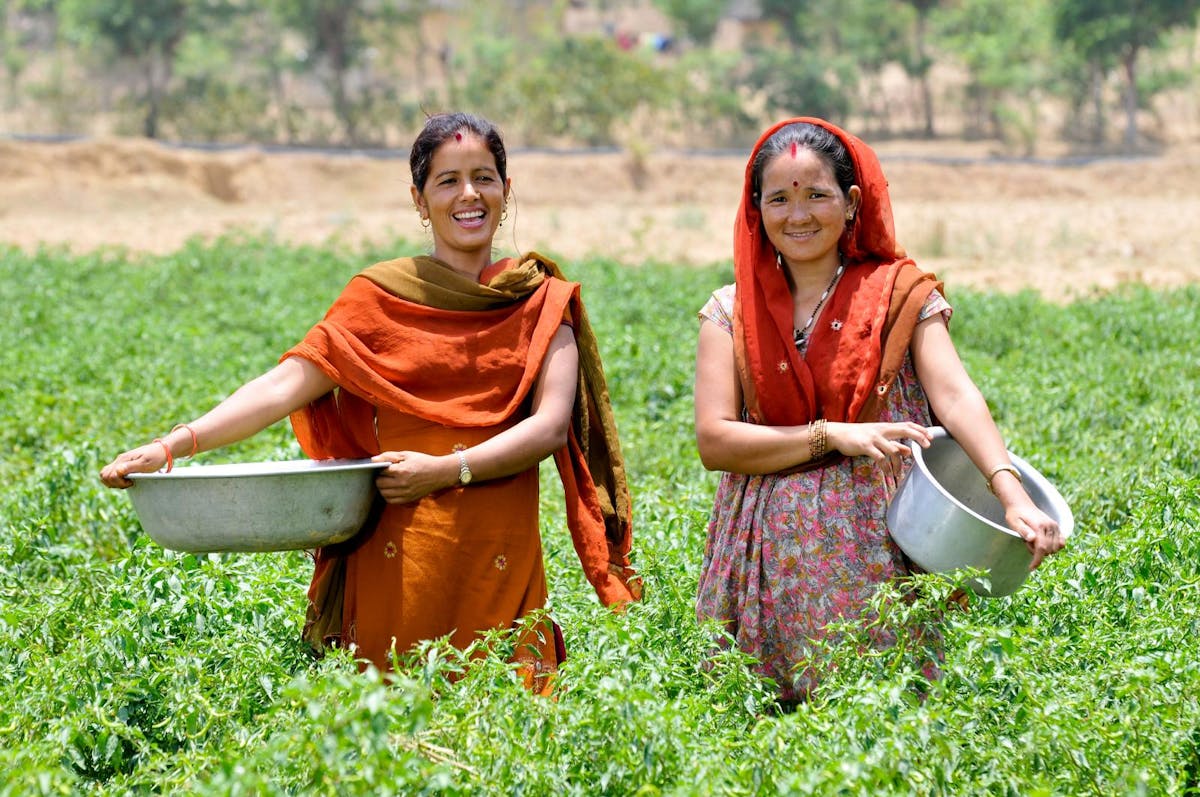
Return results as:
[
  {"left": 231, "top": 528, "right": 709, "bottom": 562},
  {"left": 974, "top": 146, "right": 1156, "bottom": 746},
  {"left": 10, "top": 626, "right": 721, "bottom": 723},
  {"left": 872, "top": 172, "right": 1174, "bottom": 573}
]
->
[
  {"left": 808, "top": 418, "right": 828, "bottom": 461},
  {"left": 986, "top": 463, "right": 1021, "bottom": 495},
  {"left": 171, "top": 423, "right": 199, "bottom": 459},
  {"left": 153, "top": 438, "right": 174, "bottom": 473}
]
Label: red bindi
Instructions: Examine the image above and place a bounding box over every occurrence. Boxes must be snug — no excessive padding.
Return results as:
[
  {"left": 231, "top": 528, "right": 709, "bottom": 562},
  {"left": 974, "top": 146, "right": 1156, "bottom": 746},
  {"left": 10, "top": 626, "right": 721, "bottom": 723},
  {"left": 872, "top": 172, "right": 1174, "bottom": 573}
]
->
[{"left": 793, "top": 180, "right": 799, "bottom": 188}]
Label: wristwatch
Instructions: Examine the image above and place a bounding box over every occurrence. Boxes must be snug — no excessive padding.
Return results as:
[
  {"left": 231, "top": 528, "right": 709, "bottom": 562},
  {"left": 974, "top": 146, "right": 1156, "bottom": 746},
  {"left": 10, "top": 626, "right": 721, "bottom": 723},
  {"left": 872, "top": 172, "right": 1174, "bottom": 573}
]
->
[{"left": 456, "top": 449, "right": 472, "bottom": 485}]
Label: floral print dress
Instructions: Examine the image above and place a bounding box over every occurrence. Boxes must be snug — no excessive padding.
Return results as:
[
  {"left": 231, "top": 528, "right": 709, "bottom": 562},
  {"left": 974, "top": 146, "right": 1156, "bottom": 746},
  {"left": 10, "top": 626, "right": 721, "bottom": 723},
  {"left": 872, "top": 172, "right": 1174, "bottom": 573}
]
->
[{"left": 696, "top": 283, "right": 952, "bottom": 701}]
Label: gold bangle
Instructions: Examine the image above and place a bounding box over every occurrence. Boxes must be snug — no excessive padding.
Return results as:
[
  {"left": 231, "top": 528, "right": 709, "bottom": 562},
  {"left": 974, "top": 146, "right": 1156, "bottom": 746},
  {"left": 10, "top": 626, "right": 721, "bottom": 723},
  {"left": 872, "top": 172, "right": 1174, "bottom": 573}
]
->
[
  {"left": 809, "top": 418, "right": 828, "bottom": 461},
  {"left": 986, "top": 463, "right": 1022, "bottom": 495}
]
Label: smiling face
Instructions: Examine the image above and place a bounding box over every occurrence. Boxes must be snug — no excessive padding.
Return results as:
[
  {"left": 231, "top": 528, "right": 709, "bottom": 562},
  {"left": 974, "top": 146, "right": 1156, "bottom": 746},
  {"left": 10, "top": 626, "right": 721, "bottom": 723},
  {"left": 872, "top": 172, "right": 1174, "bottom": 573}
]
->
[
  {"left": 758, "top": 146, "right": 860, "bottom": 273},
  {"left": 411, "top": 130, "right": 510, "bottom": 276}
]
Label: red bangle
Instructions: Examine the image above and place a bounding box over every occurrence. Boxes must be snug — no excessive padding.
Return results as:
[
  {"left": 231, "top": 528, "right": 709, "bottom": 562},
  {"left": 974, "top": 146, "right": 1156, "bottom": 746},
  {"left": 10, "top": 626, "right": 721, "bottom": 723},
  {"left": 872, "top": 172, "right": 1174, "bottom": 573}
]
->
[
  {"left": 171, "top": 423, "right": 198, "bottom": 459},
  {"left": 153, "top": 438, "right": 174, "bottom": 473}
]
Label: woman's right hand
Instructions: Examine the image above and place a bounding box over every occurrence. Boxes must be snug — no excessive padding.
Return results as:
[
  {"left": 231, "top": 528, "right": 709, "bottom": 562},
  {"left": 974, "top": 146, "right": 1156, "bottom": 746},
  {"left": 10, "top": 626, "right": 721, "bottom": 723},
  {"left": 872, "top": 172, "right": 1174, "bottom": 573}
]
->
[
  {"left": 827, "top": 421, "right": 932, "bottom": 477},
  {"left": 100, "top": 443, "right": 170, "bottom": 489},
  {"left": 372, "top": 450, "right": 459, "bottom": 504}
]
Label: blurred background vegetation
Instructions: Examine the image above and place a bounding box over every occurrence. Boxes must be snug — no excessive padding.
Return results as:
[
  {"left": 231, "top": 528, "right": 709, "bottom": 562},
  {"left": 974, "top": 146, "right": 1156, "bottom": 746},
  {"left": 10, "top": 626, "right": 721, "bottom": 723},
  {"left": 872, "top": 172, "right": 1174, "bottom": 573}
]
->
[{"left": 1, "top": 0, "right": 1198, "bottom": 155}]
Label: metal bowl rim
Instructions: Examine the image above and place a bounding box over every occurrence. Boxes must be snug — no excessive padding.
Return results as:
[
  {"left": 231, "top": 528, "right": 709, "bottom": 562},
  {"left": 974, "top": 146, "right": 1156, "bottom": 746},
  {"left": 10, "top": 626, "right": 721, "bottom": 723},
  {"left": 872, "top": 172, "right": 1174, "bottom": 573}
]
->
[
  {"left": 128, "top": 457, "right": 387, "bottom": 481},
  {"left": 906, "top": 426, "right": 1074, "bottom": 541}
]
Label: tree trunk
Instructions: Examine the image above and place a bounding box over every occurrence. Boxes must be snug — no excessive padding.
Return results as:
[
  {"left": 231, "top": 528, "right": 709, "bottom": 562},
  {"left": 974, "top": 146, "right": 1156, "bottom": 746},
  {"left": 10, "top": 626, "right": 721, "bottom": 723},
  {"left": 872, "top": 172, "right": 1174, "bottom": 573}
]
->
[
  {"left": 1090, "top": 61, "right": 1105, "bottom": 146},
  {"left": 916, "top": 10, "right": 935, "bottom": 138},
  {"left": 317, "top": 5, "right": 357, "bottom": 145},
  {"left": 1122, "top": 46, "right": 1140, "bottom": 152},
  {"left": 142, "top": 51, "right": 160, "bottom": 139}
]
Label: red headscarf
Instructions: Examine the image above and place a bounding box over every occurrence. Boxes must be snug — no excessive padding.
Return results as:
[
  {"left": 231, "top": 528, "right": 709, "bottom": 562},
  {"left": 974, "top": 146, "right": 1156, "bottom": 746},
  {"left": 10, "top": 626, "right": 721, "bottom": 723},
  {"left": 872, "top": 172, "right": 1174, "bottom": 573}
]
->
[{"left": 732, "top": 117, "right": 940, "bottom": 430}]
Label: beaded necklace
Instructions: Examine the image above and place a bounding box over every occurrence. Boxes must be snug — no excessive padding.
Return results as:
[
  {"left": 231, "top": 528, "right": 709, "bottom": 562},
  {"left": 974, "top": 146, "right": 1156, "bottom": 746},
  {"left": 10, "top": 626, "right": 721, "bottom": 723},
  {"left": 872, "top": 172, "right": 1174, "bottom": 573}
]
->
[{"left": 792, "top": 257, "right": 845, "bottom": 354}]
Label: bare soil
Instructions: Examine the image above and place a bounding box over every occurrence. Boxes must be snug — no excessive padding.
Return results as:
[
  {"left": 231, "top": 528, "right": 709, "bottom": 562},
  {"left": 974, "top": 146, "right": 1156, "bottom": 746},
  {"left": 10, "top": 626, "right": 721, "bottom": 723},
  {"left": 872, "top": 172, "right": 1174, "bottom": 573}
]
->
[{"left": 3, "top": 136, "right": 1199, "bottom": 301}]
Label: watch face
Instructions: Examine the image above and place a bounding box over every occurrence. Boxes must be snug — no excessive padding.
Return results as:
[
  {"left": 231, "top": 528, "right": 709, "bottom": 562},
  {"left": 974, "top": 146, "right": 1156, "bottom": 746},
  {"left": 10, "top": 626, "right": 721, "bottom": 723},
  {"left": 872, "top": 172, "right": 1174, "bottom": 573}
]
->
[{"left": 460, "top": 468, "right": 472, "bottom": 485}]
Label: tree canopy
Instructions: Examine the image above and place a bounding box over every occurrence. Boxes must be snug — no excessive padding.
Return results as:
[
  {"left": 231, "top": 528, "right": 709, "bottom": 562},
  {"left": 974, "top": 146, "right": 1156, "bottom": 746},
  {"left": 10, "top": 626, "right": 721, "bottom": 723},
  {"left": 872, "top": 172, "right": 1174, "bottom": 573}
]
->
[{"left": 4, "top": 0, "right": 1197, "bottom": 152}]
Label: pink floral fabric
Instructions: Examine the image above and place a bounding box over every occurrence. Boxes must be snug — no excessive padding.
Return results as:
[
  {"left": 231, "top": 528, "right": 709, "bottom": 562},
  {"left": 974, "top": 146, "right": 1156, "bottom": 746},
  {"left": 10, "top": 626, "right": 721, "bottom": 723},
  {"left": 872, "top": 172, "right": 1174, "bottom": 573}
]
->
[{"left": 697, "top": 284, "right": 951, "bottom": 700}]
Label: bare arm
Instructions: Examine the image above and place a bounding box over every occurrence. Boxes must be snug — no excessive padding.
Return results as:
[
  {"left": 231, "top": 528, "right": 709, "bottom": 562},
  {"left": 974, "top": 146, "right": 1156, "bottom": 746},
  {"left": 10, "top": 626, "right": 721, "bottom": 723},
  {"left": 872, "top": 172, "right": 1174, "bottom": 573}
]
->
[
  {"left": 911, "top": 313, "right": 1064, "bottom": 567},
  {"left": 694, "top": 319, "right": 931, "bottom": 475},
  {"left": 100, "top": 357, "right": 336, "bottom": 487},
  {"left": 372, "top": 324, "right": 579, "bottom": 504}
]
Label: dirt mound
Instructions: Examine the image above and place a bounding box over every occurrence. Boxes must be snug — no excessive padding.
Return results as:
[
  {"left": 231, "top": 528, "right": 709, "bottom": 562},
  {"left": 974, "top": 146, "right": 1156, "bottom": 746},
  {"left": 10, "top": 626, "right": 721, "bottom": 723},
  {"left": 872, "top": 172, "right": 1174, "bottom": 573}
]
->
[{"left": 2, "top": 136, "right": 1198, "bottom": 301}]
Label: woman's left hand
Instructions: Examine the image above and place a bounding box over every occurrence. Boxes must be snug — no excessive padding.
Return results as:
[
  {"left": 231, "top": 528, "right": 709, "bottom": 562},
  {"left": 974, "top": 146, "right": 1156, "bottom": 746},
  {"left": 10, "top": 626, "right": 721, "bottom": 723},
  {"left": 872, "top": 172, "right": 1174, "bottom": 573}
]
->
[
  {"left": 372, "top": 451, "right": 457, "bottom": 504},
  {"left": 1005, "top": 502, "right": 1066, "bottom": 570}
]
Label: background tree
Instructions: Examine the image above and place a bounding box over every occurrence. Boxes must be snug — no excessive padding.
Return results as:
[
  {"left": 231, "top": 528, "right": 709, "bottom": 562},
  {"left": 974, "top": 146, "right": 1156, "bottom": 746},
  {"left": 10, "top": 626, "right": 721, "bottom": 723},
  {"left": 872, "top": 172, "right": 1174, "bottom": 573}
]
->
[
  {"left": 826, "top": 0, "right": 913, "bottom": 136},
  {"left": 1, "top": 0, "right": 32, "bottom": 108},
  {"left": 651, "top": 0, "right": 724, "bottom": 46},
  {"left": 897, "top": 0, "right": 940, "bottom": 137},
  {"left": 1055, "top": 0, "right": 1200, "bottom": 151},
  {"left": 3, "top": 0, "right": 1199, "bottom": 152},
  {"left": 267, "top": 0, "right": 422, "bottom": 145},
  {"left": 161, "top": 3, "right": 282, "bottom": 143},
  {"left": 59, "top": 0, "right": 189, "bottom": 138},
  {"left": 747, "top": 0, "right": 853, "bottom": 124},
  {"left": 268, "top": 0, "right": 365, "bottom": 143},
  {"left": 938, "top": 0, "right": 1060, "bottom": 154}
]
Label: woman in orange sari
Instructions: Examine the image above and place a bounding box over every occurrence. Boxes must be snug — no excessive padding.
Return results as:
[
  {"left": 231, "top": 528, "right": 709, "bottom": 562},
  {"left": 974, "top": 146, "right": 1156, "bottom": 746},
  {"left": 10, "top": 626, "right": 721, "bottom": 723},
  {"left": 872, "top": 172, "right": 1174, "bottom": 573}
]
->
[
  {"left": 693, "top": 117, "right": 1064, "bottom": 703},
  {"left": 101, "top": 112, "right": 638, "bottom": 687}
]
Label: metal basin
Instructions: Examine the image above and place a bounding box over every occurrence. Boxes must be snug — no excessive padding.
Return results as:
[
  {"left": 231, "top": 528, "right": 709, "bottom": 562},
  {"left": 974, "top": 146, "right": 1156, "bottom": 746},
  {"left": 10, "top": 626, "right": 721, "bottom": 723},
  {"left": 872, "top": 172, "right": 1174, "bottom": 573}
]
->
[
  {"left": 886, "top": 427, "right": 1073, "bottom": 597},
  {"left": 127, "top": 458, "right": 387, "bottom": 553}
]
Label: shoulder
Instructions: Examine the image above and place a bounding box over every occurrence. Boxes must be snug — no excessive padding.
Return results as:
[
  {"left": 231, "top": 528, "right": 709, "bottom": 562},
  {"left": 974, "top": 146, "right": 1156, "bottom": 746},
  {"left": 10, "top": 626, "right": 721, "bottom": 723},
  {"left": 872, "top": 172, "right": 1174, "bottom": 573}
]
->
[
  {"left": 919, "top": 288, "right": 952, "bottom": 324},
  {"left": 698, "top": 283, "right": 736, "bottom": 333}
]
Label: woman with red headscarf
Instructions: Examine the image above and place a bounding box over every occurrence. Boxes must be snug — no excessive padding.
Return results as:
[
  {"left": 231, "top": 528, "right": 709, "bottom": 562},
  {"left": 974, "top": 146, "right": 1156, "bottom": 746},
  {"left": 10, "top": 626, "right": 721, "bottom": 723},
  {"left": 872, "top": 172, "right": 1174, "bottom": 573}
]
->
[{"left": 693, "top": 118, "right": 1064, "bottom": 703}]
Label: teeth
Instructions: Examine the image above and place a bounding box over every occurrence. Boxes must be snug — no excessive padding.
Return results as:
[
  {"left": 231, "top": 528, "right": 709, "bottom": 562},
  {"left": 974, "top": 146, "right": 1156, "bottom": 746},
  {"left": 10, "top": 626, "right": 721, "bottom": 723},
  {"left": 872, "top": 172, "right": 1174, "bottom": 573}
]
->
[{"left": 455, "top": 210, "right": 484, "bottom": 220}]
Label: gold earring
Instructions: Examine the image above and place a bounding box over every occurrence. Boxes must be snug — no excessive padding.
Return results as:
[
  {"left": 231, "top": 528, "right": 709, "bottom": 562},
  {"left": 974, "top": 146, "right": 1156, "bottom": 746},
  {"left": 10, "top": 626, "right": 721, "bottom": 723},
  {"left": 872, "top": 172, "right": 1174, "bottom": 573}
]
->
[{"left": 420, "top": 216, "right": 430, "bottom": 229}]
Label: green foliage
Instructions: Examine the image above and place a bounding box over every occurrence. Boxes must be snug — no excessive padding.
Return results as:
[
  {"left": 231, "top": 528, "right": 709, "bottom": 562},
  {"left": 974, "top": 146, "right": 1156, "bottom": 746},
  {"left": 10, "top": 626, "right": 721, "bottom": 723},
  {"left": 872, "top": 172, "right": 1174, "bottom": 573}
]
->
[
  {"left": 1054, "top": 0, "right": 1200, "bottom": 149},
  {"left": 936, "top": 0, "right": 1062, "bottom": 149},
  {"left": 651, "top": 0, "right": 725, "bottom": 46},
  {"left": 58, "top": 0, "right": 191, "bottom": 136},
  {"left": 452, "top": 23, "right": 678, "bottom": 147},
  {"left": 1054, "top": 0, "right": 1200, "bottom": 67},
  {"left": 7, "top": 0, "right": 1200, "bottom": 148},
  {"left": 743, "top": 44, "right": 851, "bottom": 125},
  {"left": 59, "top": 0, "right": 188, "bottom": 58},
  {"left": 2, "top": 239, "right": 1200, "bottom": 793}
]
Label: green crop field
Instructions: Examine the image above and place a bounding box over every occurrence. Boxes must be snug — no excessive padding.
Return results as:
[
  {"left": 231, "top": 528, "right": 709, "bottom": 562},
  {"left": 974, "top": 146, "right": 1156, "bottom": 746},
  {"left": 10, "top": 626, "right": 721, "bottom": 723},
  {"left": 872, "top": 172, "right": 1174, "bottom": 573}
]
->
[{"left": 1, "top": 238, "right": 1198, "bottom": 795}]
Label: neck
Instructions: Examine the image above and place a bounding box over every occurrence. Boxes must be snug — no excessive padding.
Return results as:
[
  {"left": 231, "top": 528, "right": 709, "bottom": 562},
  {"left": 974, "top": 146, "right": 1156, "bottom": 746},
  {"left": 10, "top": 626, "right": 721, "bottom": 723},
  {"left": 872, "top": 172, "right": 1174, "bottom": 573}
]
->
[
  {"left": 432, "top": 247, "right": 491, "bottom": 282},
  {"left": 782, "top": 253, "right": 843, "bottom": 297}
]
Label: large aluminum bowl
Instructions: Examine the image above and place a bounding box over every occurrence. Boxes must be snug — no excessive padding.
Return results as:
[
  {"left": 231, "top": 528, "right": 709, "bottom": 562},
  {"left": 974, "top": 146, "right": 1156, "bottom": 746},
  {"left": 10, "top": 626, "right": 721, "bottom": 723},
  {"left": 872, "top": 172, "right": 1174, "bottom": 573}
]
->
[
  {"left": 887, "top": 427, "right": 1073, "bottom": 597},
  {"left": 127, "top": 458, "right": 387, "bottom": 553}
]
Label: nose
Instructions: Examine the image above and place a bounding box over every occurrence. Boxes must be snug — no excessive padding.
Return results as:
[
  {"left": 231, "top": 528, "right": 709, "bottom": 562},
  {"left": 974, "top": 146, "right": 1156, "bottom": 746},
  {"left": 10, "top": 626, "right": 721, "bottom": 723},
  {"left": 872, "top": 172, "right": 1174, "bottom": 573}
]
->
[
  {"left": 461, "top": 180, "right": 480, "bottom": 200},
  {"left": 787, "top": 200, "right": 812, "bottom": 222}
]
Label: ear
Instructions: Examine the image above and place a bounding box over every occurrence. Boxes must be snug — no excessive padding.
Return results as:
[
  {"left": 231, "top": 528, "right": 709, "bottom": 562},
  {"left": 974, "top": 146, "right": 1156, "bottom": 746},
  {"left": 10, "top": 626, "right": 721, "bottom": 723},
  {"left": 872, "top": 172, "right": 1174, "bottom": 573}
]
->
[
  {"left": 410, "top": 185, "right": 427, "bottom": 218},
  {"left": 846, "top": 184, "right": 862, "bottom": 217},
  {"left": 504, "top": 177, "right": 512, "bottom": 204}
]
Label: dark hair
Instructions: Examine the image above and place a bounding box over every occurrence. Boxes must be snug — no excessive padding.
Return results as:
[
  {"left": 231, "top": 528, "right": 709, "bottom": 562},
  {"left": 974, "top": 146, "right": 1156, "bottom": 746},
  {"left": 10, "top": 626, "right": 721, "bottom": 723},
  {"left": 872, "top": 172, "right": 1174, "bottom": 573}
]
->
[
  {"left": 409, "top": 112, "right": 508, "bottom": 193},
  {"left": 750, "top": 122, "right": 855, "bottom": 205}
]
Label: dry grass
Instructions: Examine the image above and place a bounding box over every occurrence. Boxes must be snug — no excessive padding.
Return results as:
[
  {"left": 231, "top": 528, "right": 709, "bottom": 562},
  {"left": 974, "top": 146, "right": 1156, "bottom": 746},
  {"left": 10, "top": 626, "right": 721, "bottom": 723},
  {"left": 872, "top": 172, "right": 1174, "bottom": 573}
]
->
[{"left": 3, "top": 136, "right": 1199, "bottom": 301}]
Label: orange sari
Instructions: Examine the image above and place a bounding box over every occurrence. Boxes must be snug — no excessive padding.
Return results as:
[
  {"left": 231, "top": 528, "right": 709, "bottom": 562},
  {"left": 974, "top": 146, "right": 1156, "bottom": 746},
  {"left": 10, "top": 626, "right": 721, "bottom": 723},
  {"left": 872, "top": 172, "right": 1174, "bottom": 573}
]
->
[{"left": 281, "top": 253, "right": 639, "bottom": 682}]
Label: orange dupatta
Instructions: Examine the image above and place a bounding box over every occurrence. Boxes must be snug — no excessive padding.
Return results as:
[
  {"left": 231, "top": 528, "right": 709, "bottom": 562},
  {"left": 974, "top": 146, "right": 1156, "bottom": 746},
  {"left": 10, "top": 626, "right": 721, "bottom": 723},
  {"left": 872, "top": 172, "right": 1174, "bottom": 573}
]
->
[
  {"left": 732, "top": 117, "right": 942, "bottom": 441},
  {"left": 283, "top": 253, "right": 639, "bottom": 653}
]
